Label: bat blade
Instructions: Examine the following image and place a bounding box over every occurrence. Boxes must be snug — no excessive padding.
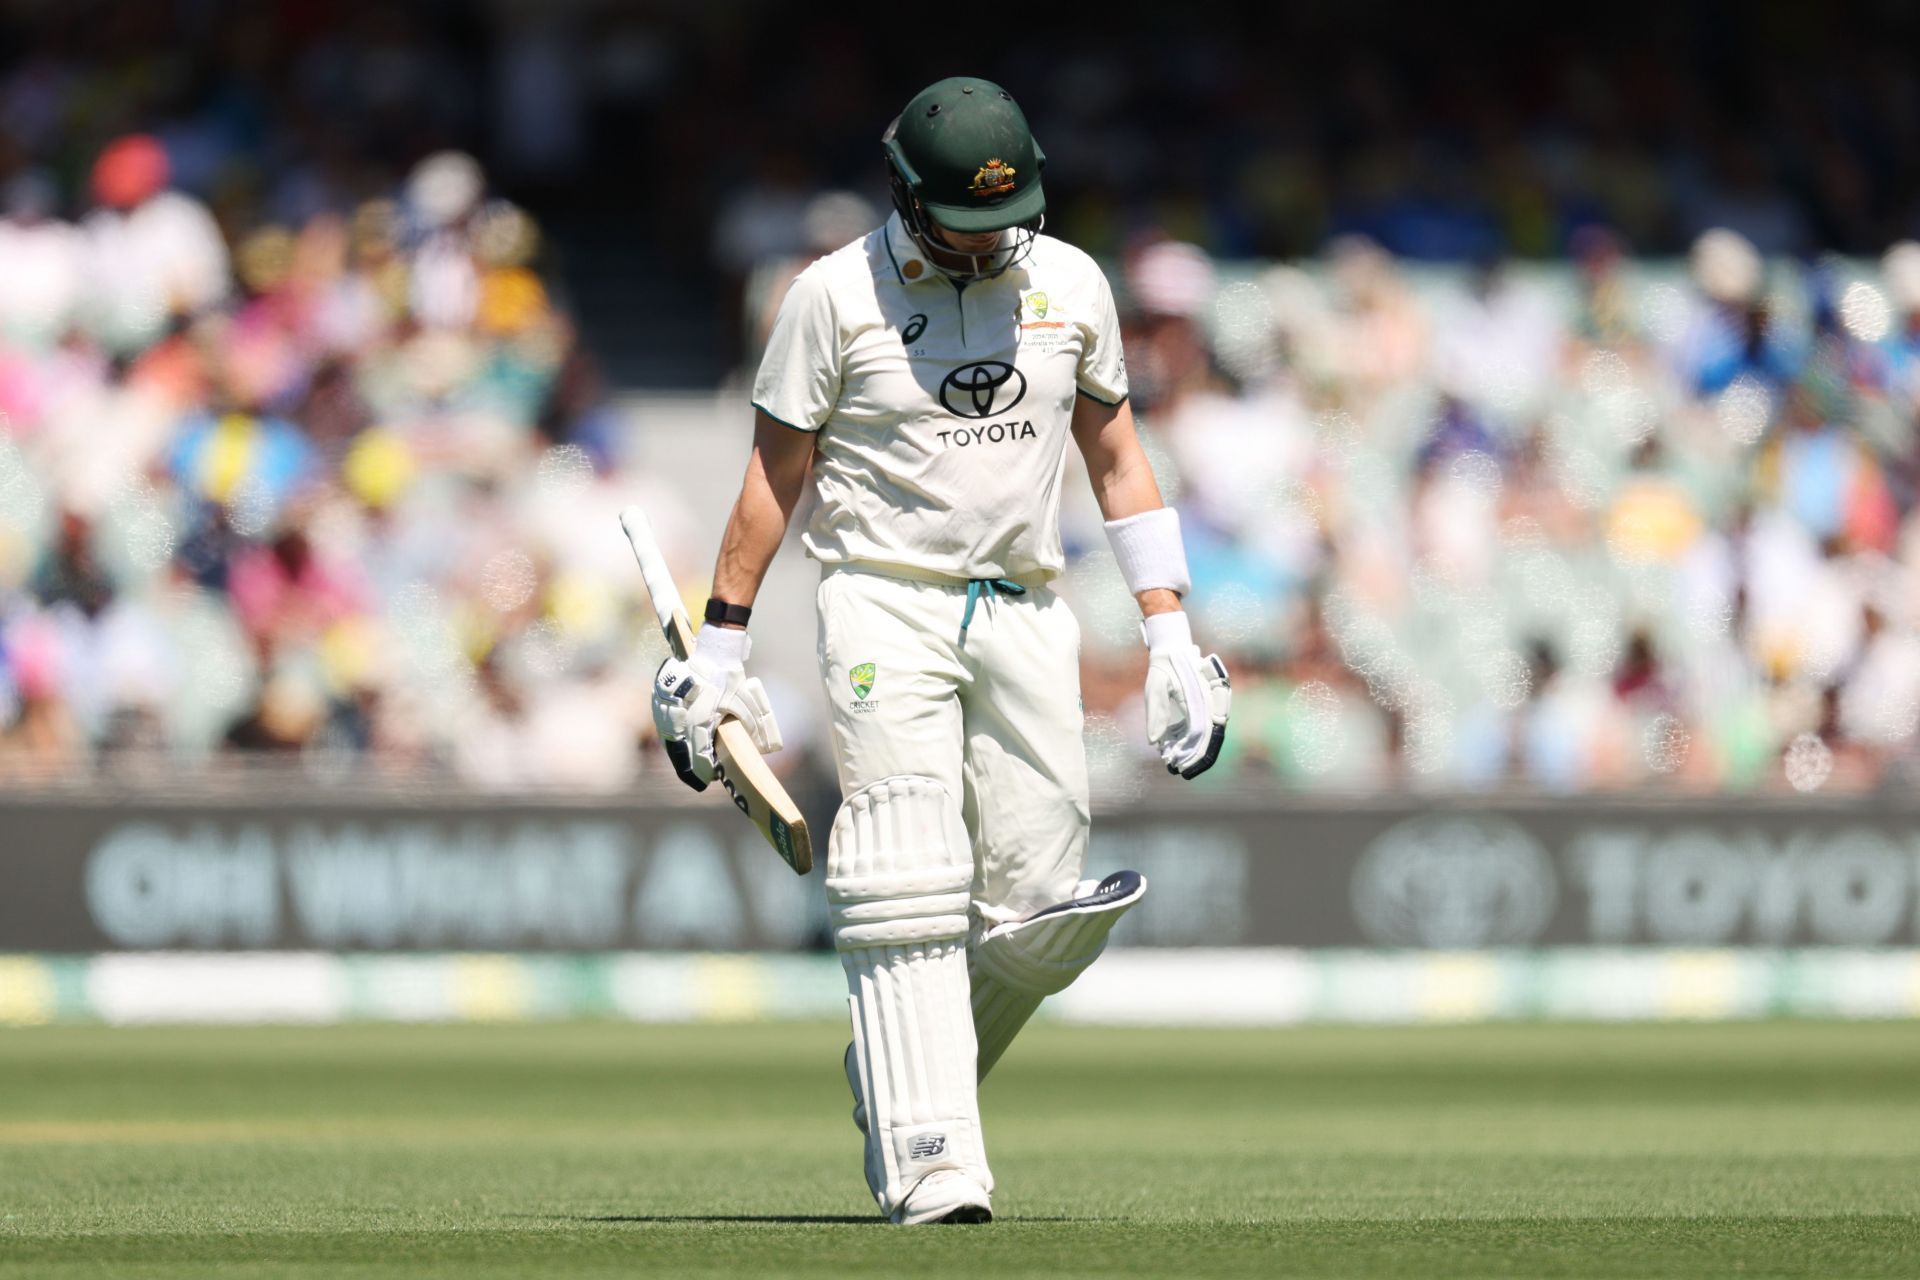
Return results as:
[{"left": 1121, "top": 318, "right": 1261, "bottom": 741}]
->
[{"left": 715, "top": 721, "right": 814, "bottom": 874}]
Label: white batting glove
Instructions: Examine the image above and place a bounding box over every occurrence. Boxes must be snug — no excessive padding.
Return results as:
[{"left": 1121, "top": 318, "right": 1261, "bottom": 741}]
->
[
  {"left": 1142, "top": 611, "right": 1231, "bottom": 779},
  {"left": 651, "top": 625, "right": 783, "bottom": 792}
]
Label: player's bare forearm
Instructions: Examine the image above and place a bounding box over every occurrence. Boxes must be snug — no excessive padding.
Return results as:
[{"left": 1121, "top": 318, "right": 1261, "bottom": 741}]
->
[
  {"left": 709, "top": 411, "right": 815, "bottom": 622},
  {"left": 1071, "top": 393, "right": 1182, "bottom": 617}
]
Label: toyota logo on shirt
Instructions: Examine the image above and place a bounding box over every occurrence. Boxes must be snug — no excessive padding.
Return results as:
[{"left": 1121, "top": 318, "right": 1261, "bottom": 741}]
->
[{"left": 939, "top": 361, "right": 1028, "bottom": 419}]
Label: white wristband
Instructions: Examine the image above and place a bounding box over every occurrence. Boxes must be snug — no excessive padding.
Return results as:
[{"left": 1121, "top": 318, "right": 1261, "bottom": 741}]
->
[
  {"left": 693, "top": 621, "right": 750, "bottom": 666},
  {"left": 1104, "top": 507, "right": 1191, "bottom": 597}
]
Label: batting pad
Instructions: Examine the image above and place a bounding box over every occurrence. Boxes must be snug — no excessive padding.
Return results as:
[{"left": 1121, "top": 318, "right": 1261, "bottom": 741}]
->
[
  {"left": 970, "top": 870, "right": 1148, "bottom": 1080},
  {"left": 828, "top": 775, "right": 991, "bottom": 1220}
]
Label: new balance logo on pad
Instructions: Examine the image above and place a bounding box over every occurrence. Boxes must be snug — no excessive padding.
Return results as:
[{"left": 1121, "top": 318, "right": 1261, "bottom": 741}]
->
[{"left": 909, "top": 1134, "right": 947, "bottom": 1160}]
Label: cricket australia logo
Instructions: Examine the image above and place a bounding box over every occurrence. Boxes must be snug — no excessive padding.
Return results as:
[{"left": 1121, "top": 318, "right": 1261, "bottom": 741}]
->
[
  {"left": 939, "top": 361, "right": 1027, "bottom": 419},
  {"left": 909, "top": 1133, "right": 947, "bottom": 1159},
  {"left": 1020, "top": 289, "right": 1065, "bottom": 334},
  {"left": 848, "top": 662, "right": 879, "bottom": 714}
]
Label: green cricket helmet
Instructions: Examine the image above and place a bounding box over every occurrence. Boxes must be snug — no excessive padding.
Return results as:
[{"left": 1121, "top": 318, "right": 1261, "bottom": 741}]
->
[{"left": 883, "top": 76, "right": 1046, "bottom": 280}]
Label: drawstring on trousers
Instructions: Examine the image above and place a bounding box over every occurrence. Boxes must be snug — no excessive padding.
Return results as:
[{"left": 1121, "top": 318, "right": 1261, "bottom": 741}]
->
[{"left": 959, "top": 578, "right": 1026, "bottom": 639}]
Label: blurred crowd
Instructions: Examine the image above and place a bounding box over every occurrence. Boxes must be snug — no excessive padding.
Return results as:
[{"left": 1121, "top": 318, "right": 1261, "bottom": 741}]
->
[
  {"left": 4, "top": 2, "right": 1918, "bottom": 382},
  {"left": 5, "top": 123, "right": 1920, "bottom": 798},
  {"left": 1054, "top": 229, "right": 1920, "bottom": 796},
  {"left": 5, "top": 0, "right": 1920, "bottom": 798},
  {"left": 0, "top": 137, "right": 659, "bottom": 790},
  {"left": 697, "top": 8, "right": 1920, "bottom": 269}
]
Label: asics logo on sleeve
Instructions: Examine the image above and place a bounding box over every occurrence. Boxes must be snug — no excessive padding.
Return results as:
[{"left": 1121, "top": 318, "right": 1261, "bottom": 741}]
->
[{"left": 939, "top": 361, "right": 1028, "bottom": 418}]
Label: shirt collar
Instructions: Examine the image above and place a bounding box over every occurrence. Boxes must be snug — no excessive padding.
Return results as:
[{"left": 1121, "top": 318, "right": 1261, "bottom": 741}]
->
[{"left": 882, "top": 211, "right": 936, "bottom": 286}]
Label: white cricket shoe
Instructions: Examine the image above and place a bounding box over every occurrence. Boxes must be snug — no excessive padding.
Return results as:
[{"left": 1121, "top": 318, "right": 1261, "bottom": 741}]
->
[{"left": 892, "top": 1170, "right": 993, "bottom": 1225}]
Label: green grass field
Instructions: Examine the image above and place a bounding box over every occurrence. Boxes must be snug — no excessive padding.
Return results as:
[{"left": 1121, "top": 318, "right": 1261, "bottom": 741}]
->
[{"left": 2, "top": 1020, "right": 1917, "bottom": 1278}]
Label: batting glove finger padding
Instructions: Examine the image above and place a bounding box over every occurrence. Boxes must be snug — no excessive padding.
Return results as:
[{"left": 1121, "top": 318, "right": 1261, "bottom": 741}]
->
[
  {"left": 1142, "top": 612, "right": 1233, "bottom": 780},
  {"left": 727, "top": 676, "right": 784, "bottom": 756},
  {"left": 652, "top": 657, "right": 720, "bottom": 790},
  {"left": 1180, "top": 654, "right": 1232, "bottom": 779},
  {"left": 651, "top": 635, "right": 786, "bottom": 792},
  {"left": 688, "top": 625, "right": 785, "bottom": 756}
]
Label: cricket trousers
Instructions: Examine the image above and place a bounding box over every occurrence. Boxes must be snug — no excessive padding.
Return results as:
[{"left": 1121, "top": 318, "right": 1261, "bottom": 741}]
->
[
  {"left": 816, "top": 563, "right": 1091, "bottom": 927},
  {"left": 816, "top": 563, "right": 1097, "bottom": 1218}
]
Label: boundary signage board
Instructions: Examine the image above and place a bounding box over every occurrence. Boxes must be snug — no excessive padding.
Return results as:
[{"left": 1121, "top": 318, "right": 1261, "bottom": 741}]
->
[{"left": 3, "top": 793, "right": 1917, "bottom": 951}]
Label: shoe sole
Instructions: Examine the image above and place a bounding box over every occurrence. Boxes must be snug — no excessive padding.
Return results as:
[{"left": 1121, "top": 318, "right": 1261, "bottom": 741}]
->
[
  {"left": 895, "top": 1186, "right": 994, "bottom": 1225},
  {"left": 934, "top": 1204, "right": 993, "bottom": 1224}
]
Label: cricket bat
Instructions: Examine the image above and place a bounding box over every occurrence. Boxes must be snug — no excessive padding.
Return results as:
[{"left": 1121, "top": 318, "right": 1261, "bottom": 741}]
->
[{"left": 620, "top": 504, "right": 813, "bottom": 875}]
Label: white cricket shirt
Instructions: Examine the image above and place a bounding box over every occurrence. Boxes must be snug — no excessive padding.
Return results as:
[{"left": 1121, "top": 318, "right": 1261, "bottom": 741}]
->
[{"left": 752, "top": 213, "right": 1128, "bottom": 583}]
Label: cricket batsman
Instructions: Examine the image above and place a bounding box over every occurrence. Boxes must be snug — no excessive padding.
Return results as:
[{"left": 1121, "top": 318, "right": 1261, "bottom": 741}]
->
[{"left": 651, "top": 77, "right": 1232, "bottom": 1223}]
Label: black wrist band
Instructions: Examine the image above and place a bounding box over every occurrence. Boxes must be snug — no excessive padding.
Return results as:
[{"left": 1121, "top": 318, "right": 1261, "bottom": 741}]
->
[{"left": 704, "top": 599, "right": 753, "bottom": 628}]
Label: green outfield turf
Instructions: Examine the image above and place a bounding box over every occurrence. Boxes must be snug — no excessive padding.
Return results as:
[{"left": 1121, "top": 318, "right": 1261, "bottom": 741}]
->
[{"left": 2, "top": 1019, "right": 1917, "bottom": 1278}]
